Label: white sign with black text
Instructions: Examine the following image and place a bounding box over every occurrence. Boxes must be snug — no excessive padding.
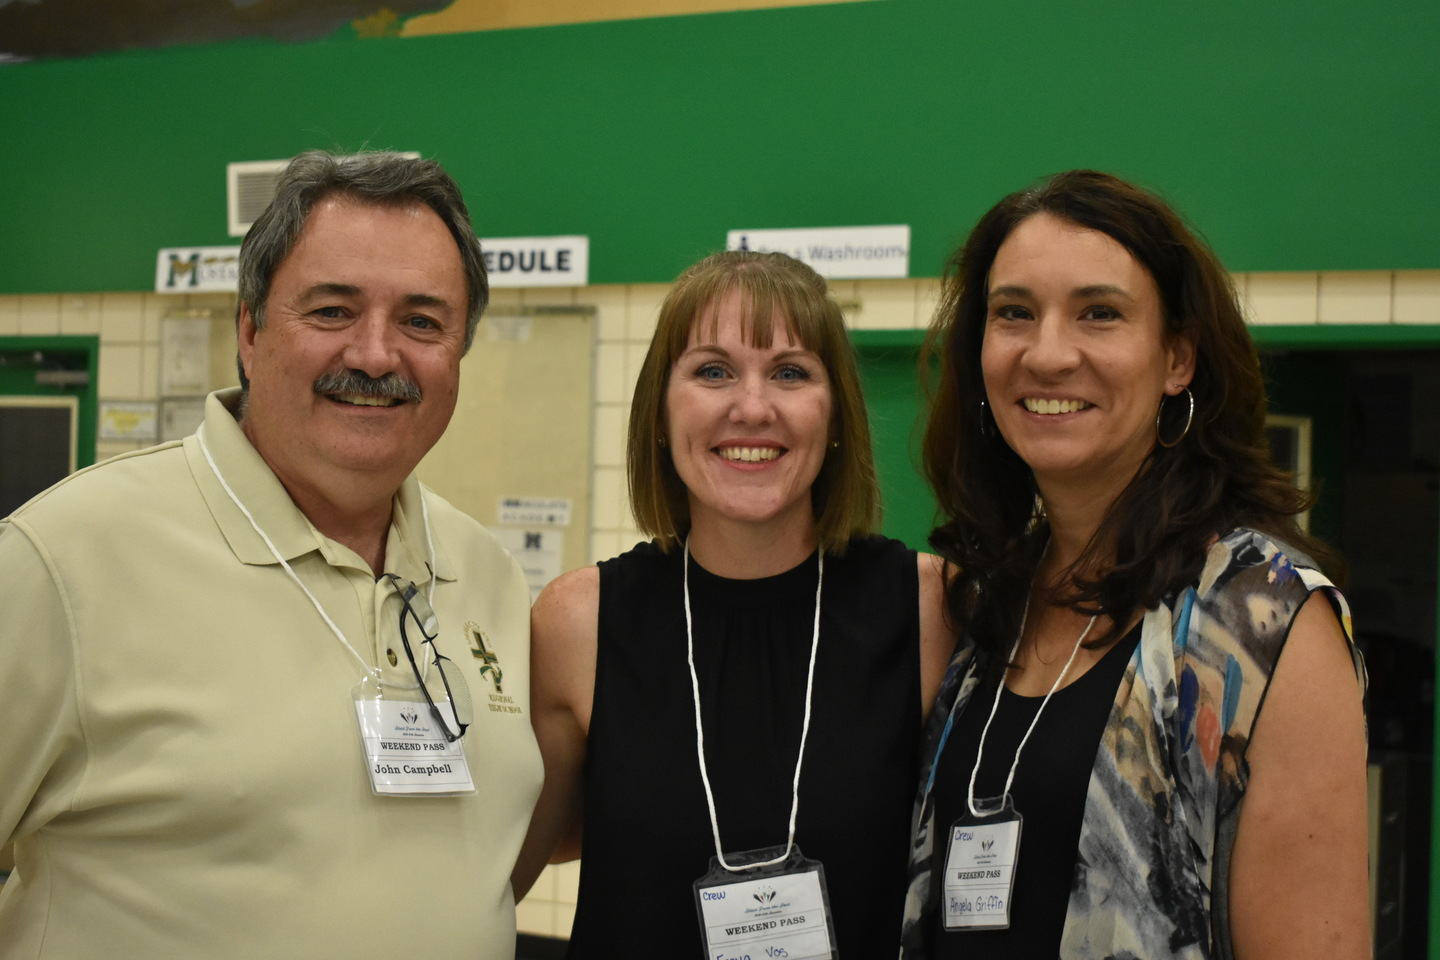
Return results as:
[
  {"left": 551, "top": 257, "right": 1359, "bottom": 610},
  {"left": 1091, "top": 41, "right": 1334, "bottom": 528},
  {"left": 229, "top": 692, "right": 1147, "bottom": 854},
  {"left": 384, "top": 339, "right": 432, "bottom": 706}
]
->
[
  {"left": 481, "top": 235, "right": 589, "bottom": 288},
  {"left": 155, "top": 246, "right": 241, "bottom": 293},
  {"left": 493, "top": 528, "right": 564, "bottom": 601},
  {"left": 725, "top": 225, "right": 910, "bottom": 279}
]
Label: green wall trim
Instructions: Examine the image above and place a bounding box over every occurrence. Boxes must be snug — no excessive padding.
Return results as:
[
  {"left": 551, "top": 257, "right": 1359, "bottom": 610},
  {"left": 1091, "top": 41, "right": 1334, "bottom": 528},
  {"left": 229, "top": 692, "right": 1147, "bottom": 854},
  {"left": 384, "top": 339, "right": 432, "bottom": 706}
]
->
[
  {"left": 848, "top": 329, "right": 927, "bottom": 350},
  {"left": 850, "top": 324, "right": 1440, "bottom": 352},
  {"left": 0, "top": 335, "right": 100, "bottom": 468}
]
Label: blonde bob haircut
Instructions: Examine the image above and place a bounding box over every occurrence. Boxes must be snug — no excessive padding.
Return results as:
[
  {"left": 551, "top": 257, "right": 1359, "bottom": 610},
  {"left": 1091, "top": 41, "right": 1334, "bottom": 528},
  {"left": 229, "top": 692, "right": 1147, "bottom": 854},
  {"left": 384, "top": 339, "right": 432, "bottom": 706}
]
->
[{"left": 628, "top": 250, "right": 880, "bottom": 554}]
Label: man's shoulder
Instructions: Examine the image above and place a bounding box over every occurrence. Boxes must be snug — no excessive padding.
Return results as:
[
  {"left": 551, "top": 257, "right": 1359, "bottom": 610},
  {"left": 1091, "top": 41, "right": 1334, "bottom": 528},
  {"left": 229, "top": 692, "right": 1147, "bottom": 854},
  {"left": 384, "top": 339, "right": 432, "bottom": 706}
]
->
[{"left": 7, "top": 441, "right": 190, "bottom": 528}]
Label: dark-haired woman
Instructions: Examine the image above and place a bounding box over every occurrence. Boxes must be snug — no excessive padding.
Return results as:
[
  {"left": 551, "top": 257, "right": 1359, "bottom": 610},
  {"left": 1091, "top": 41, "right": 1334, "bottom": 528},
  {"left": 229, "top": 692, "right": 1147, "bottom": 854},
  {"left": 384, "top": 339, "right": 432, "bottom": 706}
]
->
[
  {"left": 901, "top": 171, "right": 1369, "bottom": 959},
  {"left": 513, "top": 251, "right": 953, "bottom": 957}
]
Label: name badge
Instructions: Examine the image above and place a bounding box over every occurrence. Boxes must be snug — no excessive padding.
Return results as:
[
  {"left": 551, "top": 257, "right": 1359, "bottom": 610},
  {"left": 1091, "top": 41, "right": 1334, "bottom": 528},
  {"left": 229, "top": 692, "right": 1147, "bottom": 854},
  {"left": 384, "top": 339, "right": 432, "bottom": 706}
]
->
[
  {"left": 353, "top": 696, "right": 476, "bottom": 797},
  {"left": 693, "top": 845, "right": 836, "bottom": 960},
  {"left": 941, "top": 800, "right": 1022, "bottom": 930}
]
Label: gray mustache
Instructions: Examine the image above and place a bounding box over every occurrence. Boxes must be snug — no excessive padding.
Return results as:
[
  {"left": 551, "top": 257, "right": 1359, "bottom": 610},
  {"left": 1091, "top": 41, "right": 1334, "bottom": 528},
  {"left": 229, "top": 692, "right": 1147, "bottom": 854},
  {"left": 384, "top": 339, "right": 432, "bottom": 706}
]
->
[{"left": 313, "top": 370, "right": 422, "bottom": 403}]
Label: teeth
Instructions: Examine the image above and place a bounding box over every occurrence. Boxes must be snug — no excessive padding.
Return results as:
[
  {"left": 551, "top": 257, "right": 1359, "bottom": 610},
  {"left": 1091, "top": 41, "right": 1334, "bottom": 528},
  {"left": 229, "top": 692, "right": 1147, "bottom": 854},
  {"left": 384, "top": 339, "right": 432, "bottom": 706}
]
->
[
  {"left": 333, "top": 394, "right": 400, "bottom": 407},
  {"left": 1023, "top": 398, "right": 1089, "bottom": 415},
  {"left": 719, "top": 446, "right": 780, "bottom": 462}
]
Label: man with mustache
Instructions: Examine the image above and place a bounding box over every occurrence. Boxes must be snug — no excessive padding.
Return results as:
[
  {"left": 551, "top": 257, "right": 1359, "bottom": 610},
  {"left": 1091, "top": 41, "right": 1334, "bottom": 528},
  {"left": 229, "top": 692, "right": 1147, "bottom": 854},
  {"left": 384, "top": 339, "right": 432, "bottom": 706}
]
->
[{"left": 0, "top": 151, "right": 542, "bottom": 958}]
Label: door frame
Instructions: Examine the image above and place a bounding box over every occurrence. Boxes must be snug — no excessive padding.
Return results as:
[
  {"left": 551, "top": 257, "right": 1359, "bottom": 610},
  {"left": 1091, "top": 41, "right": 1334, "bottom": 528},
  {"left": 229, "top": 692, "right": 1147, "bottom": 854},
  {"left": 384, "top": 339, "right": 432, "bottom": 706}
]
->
[{"left": 0, "top": 335, "right": 99, "bottom": 471}]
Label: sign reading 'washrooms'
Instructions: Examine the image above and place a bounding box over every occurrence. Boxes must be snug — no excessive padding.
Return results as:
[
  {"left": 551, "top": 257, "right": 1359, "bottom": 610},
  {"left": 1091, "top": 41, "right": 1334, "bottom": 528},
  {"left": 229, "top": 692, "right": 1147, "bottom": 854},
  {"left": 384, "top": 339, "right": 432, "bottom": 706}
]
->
[
  {"left": 482, "top": 235, "right": 589, "bottom": 287},
  {"left": 725, "top": 225, "right": 910, "bottom": 279}
]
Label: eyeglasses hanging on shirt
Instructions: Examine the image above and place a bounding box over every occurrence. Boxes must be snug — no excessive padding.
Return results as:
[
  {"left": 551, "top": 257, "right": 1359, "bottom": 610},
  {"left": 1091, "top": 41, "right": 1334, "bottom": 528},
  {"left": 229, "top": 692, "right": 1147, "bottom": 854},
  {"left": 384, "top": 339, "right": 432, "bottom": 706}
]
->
[{"left": 383, "top": 573, "right": 473, "bottom": 742}]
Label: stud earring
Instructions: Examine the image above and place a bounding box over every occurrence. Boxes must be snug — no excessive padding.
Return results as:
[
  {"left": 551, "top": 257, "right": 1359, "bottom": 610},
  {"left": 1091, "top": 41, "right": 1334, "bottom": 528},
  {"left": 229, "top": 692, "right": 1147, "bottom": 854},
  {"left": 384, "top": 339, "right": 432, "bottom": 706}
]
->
[{"left": 979, "top": 398, "right": 999, "bottom": 441}]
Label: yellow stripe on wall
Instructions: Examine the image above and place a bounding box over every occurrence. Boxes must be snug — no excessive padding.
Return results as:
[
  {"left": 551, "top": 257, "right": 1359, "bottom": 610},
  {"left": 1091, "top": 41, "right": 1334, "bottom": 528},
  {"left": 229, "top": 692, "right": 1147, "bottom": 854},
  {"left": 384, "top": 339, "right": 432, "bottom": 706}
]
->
[{"left": 403, "top": 0, "right": 879, "bottom": 37}]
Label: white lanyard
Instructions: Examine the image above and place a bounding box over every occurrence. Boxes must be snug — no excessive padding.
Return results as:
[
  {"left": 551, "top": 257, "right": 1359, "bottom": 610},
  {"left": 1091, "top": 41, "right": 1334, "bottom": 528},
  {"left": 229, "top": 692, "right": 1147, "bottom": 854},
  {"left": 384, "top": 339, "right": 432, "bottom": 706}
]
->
[
  {"left": 683, "top": 537, "right": 823, "bottom": 872},
  {"left": 966, "top": 593, "right": 1096, "bottom": 817},
  {"left": 196, "top": 422, "right": 436, "bottom": 686}
]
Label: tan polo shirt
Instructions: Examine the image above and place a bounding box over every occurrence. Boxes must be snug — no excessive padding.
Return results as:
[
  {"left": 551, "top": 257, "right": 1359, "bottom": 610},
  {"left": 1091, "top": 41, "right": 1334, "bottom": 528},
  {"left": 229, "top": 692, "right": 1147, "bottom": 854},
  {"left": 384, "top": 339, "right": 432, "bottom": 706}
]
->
[{"left": 0, "top": 389, "right": 542, "bottom": 959}]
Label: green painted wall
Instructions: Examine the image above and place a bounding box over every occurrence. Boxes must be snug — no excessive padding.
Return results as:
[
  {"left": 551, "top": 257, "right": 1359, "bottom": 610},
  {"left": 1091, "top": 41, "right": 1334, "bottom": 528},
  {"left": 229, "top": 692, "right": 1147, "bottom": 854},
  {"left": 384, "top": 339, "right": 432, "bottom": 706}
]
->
[
  {"left": 1, "top": 0, "right": 1436, "bottom": 295},
  {"left": 857, "top": 340, "right": 934, "bottom": 550}
]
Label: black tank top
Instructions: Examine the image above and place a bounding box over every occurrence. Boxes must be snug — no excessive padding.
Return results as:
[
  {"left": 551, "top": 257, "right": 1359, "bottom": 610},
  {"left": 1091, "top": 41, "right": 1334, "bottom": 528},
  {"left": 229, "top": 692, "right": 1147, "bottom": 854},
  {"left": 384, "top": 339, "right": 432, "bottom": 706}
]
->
[
  {"left": 931, "top": 622, "right": 1142, "bottom": 958},
  {"left": 567, "top": 537, "right": 921, "bottom": 957}
]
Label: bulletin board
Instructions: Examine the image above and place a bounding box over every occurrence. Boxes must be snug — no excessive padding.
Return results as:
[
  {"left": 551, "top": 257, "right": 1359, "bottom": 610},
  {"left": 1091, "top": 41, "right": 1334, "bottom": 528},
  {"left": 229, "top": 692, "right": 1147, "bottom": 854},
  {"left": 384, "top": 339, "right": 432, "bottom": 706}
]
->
[{"left": 418, "top": 307, "right": 593, "bottom": 594}]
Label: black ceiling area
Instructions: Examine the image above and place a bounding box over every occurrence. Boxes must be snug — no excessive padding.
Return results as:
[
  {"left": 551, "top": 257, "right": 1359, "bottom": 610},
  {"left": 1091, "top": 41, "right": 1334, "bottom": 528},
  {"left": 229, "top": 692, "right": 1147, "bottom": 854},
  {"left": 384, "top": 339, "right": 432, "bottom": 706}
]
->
[{"left": 0, "top": 0, "right": 450, "bottom": 61}]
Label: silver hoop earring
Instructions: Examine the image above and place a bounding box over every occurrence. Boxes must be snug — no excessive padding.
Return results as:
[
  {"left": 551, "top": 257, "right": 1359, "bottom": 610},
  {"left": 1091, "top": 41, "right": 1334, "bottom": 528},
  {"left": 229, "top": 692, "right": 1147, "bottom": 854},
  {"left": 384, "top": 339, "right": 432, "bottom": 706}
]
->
[{"left": 1156, "top": 387, "right": 1194, "bottom": 448}]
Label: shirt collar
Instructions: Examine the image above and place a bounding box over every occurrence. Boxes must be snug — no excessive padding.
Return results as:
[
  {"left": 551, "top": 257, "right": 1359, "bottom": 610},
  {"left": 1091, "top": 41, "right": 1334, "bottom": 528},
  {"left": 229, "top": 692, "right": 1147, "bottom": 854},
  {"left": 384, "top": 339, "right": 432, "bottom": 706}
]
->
[{"left": 184, "top": 388, "right": 455, "bottom": 584}]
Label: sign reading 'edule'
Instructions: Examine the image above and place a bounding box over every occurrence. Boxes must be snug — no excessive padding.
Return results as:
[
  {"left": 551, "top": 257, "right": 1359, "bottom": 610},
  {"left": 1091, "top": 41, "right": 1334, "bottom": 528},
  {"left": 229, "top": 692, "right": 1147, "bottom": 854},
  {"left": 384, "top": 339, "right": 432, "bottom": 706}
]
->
[{"left": 482, "top": 236, "right": 589, "bottom": 288}]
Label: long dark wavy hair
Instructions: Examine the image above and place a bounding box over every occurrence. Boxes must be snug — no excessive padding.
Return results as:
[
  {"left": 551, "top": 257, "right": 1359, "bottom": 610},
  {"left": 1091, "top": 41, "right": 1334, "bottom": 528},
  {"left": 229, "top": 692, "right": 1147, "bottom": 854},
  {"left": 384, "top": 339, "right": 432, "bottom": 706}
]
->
[{"left": 923, "top": 170, "right": 1336, "bottom": 658}]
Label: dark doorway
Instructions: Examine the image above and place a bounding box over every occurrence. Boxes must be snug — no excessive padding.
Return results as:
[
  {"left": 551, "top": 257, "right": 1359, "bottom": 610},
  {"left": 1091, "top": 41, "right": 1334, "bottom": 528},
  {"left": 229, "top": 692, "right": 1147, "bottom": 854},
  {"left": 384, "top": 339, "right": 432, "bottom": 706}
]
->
[
  {"left": 1265, "top": 348, "right": 1437, "bottom": 960},
  {"left": 0, "top": 400, "right": 76, "bottom": 515},
  {"left": 0, "top": 338, "right": 97, "bottom": 516}
]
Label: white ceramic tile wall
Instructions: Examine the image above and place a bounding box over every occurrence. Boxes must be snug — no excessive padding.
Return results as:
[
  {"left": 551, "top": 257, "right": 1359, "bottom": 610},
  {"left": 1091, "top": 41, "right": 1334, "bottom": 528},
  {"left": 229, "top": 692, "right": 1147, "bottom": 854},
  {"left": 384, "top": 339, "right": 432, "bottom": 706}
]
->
[
  {"left": 584, "top": 284, "right": 628, "bottom": 342},
  {"left": 1394, "top": 271, "right": 1440, "bottom": 325},
  {"left": 99, "top": 292, "right": 146, "bottom": 343},
  {"left": 593, "top": 342, "right": 628, "bottom": 405},
  {"left": 1245, "top": 271, "right": 1320, "bottom": 325},
  {"left": 1318, "top": 271, "right": 1392, "bottom": 325},
  {"left": 0, "top": 297, "right": 20, "bottom": 335},
  {"left": 18, "top": 294, "right": 61, "bottom": 335},
  {"left": 98, "top": 344, "right": 145, "bottom": 399},
  {"left": 58, "top": 295, "right": 103, "bottom": 336},
  {"left": 852, "top": 278, "right": 920, "bottom": 329}
]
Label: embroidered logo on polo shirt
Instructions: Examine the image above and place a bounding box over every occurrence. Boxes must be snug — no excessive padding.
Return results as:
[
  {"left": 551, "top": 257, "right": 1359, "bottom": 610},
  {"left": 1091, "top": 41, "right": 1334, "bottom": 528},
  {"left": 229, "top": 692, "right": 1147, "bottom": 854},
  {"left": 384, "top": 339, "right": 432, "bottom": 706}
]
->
[{"left": 466, "top": 621, "right": 523, "bottom": 715}]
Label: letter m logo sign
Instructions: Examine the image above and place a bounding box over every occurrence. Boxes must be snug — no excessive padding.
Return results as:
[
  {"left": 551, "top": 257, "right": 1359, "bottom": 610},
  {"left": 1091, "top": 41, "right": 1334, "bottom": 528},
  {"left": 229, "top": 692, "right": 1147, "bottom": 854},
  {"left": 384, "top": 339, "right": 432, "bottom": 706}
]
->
[{"left": 164, "top": 252, "right": 202, "bottom": 289}]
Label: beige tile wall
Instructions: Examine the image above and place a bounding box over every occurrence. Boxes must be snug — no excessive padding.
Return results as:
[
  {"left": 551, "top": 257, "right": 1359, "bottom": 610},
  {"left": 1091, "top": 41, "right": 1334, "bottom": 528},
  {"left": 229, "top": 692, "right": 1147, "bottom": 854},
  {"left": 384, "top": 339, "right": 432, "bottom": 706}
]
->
[
  {"left": 5, "top": 268, "right": 1440, "bottom": 941},
  {"left": 0, "top": 291, "right": 242, "bottom": 460}
]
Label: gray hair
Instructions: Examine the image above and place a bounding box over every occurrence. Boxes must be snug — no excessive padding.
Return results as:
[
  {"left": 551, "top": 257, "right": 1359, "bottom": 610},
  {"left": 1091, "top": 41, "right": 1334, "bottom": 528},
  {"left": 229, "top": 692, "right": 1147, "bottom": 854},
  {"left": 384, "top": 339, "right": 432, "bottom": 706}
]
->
[{"left": 237, "top": 150, "right": 488, "bottom": 357}]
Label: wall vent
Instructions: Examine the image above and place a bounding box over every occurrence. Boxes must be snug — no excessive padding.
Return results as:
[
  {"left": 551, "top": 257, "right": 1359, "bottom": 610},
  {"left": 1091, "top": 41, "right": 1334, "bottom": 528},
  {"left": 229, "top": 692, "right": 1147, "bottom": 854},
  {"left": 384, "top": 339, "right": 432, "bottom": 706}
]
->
[
  {"left": 226, "top": 152, "right": 425, "bottom": 238},
  {"left": 226, "top": 160, "right": 288, "bottom": 237}
]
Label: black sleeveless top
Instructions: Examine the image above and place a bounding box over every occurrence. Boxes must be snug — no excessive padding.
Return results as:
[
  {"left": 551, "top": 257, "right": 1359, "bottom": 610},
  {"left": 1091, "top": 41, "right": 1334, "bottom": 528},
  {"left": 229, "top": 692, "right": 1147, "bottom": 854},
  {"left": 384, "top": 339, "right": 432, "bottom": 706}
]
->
[
  {"left": 567, "top": 537, "right": 921, "bottom": 957},
  {"left": 930, "top": 622, "right": 1142, "bottom": 957}
]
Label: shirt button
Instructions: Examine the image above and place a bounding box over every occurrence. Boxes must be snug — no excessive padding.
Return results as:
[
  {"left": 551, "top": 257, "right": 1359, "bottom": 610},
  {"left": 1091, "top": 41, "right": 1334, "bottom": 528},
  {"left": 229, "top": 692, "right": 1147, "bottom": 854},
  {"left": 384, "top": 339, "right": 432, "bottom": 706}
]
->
[{"left": 387, "top": 649, "right": 398, "bottom": 666}]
